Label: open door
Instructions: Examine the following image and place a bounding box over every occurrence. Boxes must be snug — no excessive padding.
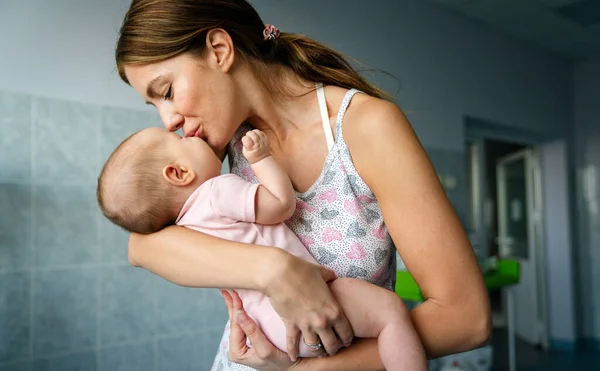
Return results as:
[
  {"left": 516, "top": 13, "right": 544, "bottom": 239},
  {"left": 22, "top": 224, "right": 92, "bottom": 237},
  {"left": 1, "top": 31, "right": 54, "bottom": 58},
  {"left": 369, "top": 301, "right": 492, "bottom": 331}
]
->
[{"left": 496, "top": 148, "right": 544, "bottom": 345}]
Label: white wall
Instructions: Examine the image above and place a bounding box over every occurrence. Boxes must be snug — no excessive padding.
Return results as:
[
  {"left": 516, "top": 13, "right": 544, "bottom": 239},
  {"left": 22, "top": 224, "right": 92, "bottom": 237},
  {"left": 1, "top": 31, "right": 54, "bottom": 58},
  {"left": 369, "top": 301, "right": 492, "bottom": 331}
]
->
[
  {"left": 0, "top": 0, "right": 572, "bottom": 151},
  {"left": 541, "top": 140, "right": 576, "bottom": 343},
  {"left": 0, "top": 0, "right": 145, "bottom": 110},
  {"left": 573, "top": 56, "right": 600, "bottom": 341}
]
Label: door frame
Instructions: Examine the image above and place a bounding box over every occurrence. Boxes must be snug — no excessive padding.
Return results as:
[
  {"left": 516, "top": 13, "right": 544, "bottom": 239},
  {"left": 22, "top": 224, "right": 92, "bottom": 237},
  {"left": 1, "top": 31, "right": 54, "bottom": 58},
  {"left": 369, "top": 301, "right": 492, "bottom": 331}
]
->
[
  {"left": 496, "top": 148, "right": 548, "bottom": 346},
  {"left": 465, "top": 117, "right": 551, "bottom": 349}
]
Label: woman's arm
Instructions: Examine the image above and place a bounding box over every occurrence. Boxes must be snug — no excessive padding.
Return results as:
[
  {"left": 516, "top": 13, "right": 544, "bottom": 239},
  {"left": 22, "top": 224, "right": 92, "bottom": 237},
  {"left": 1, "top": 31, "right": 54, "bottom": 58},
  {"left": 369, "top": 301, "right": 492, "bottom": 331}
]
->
[
  {"left": 344, "top": 97, "right": 492, "bottom": 357},
  {"left": 226, "top": 97, "right": 491, "bottom": 371},
  {"left": 128, "top": 226, "right": 281, "bottom": 289},
  {"left": 128, "top": 225, "right": 354, "bottom": 358}
]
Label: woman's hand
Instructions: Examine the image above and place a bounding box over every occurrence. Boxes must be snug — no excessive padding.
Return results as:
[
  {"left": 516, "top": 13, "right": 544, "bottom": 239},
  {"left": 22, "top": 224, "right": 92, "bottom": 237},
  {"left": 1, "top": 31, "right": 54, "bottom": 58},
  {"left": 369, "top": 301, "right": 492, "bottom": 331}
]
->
[
  {"left": 262, "top": 253, "right": 353, "bottom": 360},
  {"left": 223, "top": 290, "right": 304, "bottom": 370}
]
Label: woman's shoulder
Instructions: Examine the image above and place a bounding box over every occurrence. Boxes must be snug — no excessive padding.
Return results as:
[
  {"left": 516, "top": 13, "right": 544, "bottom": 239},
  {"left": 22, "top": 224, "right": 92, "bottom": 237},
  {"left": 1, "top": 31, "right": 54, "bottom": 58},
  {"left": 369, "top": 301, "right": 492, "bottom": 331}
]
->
[
  {"left": 340, "top": 90, "right": 415, "bottom": 152},
  {"left": 338, "top": 89, "right": 424, "bottom": 187},
  {"left": 344, "top": 92, "right": 406, "bottom": 134},
  {"left": 324, "top": 85, "right": 405, "bottom": 133}
]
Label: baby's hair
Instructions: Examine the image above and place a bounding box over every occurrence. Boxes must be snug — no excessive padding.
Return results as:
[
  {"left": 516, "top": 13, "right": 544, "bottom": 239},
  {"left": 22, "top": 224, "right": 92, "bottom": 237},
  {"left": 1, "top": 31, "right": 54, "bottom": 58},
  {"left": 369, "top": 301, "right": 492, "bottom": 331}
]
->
[{"left": 97, "top": 129, "right": 180, "bottom": 234}]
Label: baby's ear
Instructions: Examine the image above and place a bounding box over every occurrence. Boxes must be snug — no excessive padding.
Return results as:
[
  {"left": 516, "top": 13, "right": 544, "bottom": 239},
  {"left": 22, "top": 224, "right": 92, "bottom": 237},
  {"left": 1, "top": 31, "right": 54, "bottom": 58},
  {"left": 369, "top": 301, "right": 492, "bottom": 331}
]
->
[{"left": 162, "top": 164, "right": 196, "bottom": 186}]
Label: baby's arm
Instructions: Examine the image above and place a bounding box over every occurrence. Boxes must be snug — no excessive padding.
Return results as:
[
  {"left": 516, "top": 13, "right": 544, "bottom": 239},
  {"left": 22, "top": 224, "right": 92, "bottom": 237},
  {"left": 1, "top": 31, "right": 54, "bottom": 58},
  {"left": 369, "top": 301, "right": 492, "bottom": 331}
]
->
[{"left": 242, "top": 129, "right": 296, "bottom": 224}]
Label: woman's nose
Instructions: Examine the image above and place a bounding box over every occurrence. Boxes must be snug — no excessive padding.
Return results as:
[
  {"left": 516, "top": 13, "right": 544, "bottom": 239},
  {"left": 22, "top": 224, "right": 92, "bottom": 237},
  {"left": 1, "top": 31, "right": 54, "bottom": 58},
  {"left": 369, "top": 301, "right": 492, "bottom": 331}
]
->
[{"left": 161, "top": 110, "right": 184, "bottom": 132}]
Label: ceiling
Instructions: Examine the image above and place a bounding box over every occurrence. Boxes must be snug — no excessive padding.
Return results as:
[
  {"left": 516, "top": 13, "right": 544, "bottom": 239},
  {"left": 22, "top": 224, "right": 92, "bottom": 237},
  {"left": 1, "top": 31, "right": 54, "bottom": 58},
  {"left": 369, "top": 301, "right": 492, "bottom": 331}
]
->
[{"left": 429, "top": 0, "right": 600, "bottom": 59}]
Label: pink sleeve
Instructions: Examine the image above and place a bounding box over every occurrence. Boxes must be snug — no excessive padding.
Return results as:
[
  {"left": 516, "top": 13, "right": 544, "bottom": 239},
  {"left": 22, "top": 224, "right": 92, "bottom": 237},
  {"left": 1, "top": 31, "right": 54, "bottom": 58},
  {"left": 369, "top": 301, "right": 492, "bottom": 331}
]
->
[{"left": 210, "top": 174, "right": 259, "bottom": 223}]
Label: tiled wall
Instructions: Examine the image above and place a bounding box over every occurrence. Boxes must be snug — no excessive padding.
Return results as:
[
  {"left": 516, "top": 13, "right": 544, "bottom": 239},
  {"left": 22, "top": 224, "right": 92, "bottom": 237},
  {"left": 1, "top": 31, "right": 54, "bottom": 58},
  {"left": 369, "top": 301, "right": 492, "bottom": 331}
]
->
[
  {"left": 0, "top": 91, "right": 228, "bottom": 371},
  {"left": 0, "top": 90, "right": 473, "bottom": 370}
]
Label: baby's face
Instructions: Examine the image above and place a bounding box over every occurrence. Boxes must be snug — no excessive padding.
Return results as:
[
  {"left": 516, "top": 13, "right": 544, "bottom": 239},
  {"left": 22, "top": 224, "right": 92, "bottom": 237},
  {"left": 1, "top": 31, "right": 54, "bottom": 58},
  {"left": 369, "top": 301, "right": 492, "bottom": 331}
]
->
[{"left": 144, "top": 127, "right": 222, "bottom": 184}]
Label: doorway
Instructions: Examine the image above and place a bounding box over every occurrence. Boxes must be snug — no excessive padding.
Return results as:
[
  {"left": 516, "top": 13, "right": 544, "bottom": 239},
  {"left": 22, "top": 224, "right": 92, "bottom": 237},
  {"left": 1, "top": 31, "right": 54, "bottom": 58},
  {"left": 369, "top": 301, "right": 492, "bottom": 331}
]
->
[{"left": 467, "top": 138, "right": 548, "bottom": 348}]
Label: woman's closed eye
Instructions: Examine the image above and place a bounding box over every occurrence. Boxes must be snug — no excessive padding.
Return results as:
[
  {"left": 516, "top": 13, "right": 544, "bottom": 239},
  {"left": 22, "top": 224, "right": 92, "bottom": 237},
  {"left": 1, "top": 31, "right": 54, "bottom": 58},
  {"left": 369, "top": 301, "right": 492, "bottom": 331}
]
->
[{"left": 163, "top": 84, "right": 173, "bottom": 100}]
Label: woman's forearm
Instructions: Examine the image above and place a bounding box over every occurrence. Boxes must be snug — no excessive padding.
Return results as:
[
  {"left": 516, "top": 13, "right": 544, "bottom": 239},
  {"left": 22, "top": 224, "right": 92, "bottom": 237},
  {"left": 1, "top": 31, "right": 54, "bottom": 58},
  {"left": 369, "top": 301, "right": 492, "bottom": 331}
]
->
[
  {"left": 296, "top": 339, "right": 384, "bottom": 371},
  {"left": 128, "top": 225, "right": 285, "bottom": 291},
  {"left": 295, "top": 296, "right": 490, "bottom": 371}
]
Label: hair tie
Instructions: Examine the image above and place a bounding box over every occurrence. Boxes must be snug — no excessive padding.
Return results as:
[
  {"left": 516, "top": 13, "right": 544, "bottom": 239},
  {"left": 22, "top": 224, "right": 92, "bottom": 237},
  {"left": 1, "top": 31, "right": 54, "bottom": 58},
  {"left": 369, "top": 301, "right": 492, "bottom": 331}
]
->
[{"left": 263, "top": 24, "right": 280, "bottom": 41}]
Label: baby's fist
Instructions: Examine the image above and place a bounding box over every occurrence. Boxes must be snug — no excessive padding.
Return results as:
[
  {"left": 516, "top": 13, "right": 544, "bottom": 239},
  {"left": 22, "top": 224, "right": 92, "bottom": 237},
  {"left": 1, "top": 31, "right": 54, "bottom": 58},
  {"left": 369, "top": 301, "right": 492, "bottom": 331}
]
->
[{"left": 242, "top": 129, "right": 270, "bottom": 164}]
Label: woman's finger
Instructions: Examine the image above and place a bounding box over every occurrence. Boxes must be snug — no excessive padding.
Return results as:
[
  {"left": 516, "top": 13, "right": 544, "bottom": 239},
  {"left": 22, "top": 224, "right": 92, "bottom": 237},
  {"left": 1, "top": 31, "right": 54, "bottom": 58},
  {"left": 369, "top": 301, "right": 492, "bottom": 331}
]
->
[
  {"left": 316, "top": 328, "right": 341, "bottom": 355},
  {"left": 221, "top": 290, "right": 234, "bottom": 318},
  {"left": 235, "top": 310, "right": 276, "bottom": 361},
  {"left": 228, "top": 291, "right": 250, "bottom": 361},
  {"left": 300, "top": 328, "right": 323, "bottom": 354},
  {"left": 333, "top": 316, "right": 354, "bottom": 347},
  {"left": 285, "top": 324, "right": 301, "bottom": 362}
]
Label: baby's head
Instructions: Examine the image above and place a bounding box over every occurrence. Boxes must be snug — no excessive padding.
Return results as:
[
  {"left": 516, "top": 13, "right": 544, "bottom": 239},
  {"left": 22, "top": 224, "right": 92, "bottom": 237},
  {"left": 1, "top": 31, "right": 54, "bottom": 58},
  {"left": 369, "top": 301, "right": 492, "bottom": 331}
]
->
[{"left": 97, "top": 127, "right": 222, "bottom": 234}]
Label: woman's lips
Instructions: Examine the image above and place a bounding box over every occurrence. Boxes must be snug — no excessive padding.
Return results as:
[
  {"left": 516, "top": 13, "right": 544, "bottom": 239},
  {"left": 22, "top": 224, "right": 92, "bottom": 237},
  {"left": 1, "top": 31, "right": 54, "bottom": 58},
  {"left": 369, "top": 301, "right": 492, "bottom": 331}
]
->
[{"left": 185, "top": 126, "right": 202, "bottom": 138}]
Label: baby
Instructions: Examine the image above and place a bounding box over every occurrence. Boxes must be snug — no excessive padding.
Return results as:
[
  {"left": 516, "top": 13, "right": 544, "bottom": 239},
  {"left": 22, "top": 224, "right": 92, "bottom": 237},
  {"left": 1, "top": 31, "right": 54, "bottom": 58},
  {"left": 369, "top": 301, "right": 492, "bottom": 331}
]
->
[{"left": 97, "top": 127, "right": 427, "bottom": 370}]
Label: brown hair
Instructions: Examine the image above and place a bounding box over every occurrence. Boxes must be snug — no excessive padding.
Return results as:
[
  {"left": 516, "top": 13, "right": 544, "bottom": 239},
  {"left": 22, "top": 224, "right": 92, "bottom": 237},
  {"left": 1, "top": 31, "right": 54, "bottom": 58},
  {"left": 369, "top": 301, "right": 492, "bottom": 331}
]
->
[
  {"left": 97, "top": 130, "right": 180, "bottom": 234},
  {"left": 115, "top": 0, "right": 391, "bottom": 100}
]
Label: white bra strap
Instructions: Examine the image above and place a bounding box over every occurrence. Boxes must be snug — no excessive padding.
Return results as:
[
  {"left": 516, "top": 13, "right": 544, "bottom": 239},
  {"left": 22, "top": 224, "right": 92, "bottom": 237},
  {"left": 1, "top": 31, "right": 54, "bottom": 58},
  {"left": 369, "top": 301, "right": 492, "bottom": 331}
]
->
[{"left": 316, "top": 82, "right": 335, "bottom": 151}]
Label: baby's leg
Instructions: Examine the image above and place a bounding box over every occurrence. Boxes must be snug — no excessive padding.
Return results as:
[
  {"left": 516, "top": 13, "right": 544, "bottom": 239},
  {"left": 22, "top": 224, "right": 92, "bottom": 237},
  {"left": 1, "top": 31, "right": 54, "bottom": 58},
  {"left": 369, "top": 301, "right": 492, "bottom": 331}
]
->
[{"left": 329, "top": 278, "right": 428, "bottom": 371}]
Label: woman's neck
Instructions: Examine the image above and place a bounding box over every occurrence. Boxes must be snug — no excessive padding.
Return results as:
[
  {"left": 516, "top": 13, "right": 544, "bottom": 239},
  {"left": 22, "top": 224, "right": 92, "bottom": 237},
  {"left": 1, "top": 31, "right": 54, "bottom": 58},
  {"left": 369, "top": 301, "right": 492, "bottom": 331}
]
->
[{"left": 236, "top": 64, "right": 322, "bottom": 146}]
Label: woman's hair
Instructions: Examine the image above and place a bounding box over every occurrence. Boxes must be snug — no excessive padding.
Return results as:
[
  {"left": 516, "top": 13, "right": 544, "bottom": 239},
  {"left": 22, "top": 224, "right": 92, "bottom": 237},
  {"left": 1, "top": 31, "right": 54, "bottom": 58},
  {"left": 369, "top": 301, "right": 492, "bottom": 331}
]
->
[{"left": 115, "top": 0, "right": 391, "bottom": 100}]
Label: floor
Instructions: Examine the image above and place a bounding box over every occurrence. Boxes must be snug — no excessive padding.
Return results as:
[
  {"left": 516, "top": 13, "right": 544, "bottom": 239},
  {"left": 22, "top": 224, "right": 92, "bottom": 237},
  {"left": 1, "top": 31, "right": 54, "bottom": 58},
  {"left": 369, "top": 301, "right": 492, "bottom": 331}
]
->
[{"left": 491, "top": 329, "right": 600, "bottom": 370}]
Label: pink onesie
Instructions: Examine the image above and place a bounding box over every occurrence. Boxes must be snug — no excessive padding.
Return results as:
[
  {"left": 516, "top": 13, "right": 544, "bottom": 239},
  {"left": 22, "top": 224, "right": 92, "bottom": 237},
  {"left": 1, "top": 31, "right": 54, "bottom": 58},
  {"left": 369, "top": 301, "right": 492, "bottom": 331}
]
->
[{"left": 176, "top": 173, "right": 318, "bottom": 357}]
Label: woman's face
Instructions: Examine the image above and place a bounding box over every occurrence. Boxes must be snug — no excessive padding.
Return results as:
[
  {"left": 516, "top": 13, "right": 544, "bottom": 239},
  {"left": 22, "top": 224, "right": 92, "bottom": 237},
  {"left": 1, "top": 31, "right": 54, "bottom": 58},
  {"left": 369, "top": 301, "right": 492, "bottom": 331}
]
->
[{"left": 124, "top": 47, "right": 247, "bottom": 155}]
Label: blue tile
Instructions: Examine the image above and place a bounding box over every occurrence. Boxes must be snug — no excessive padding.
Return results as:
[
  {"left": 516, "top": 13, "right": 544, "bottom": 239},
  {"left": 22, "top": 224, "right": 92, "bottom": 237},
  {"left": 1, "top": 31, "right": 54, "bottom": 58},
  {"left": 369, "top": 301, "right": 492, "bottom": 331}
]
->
[
  {"left": 97, "top": 341, "right": 154, "bottom": 371},
  {"left": 0, "top": 92, "right": 30, "bottom": 184},
  {"left": 31, "top": 97, "right": 99, "bottom": 186},
  {"left": 0, "top": 360, "right": 31, "bottom": 371},
  {"left": 33, "top": 351, "right": 96, "bottom": 371},
  {"left": 200, "top": 326, "right": 225, "bottom": 370},
  {"left": 33, "top": 185, "right": 98, "bottom": 267},
  {"left": 99, "top": 106, "right": 162, "bottom": 172},
  {"left": 33, "top": 268, "right": 98, "bottom": 357},
  {"left": 98, "top": 217, "right": 129, "bottom": 264},
  {"left": 155, "top": 279, "right": 205, "bottom": 337},
  {"left": 201, "top": 290, "right": 230, "bottom": 331},
  {"left": 0, "top": 272, "right": 30, "bottom": 363},
  {"left": 0, "top": 183, "right": 31, "bottom": 271},
  {"left": 99, "top": 267, "right": 155, "bottom": 346},
  {"left": 157, "top": 334, "right": 203, "bottom": 371}
]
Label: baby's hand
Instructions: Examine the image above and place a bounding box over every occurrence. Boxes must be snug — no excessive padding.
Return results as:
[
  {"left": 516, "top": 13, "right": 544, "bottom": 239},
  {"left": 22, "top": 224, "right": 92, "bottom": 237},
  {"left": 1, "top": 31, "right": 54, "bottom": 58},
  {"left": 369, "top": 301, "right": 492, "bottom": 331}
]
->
[{"left": 242, "top": 129, "right": 270, "bottom": 164}]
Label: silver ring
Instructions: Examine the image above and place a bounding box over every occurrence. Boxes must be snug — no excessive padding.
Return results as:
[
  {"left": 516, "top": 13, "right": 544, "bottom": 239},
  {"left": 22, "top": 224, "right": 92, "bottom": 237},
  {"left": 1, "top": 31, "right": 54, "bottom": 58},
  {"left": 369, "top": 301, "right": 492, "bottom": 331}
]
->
[{"left": 303, "top": 339, "right": 323, "bottom": 351}]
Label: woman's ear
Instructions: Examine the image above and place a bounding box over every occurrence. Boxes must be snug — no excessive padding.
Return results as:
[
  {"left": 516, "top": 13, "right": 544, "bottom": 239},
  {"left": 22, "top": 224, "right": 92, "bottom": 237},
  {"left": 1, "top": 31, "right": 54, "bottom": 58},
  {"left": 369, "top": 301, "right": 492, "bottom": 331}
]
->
[
  {"left": 162, "top": 164, "right": 197, "bottom": 186},
  {"left": 205, "top": 28, "right": 235, "bottom": 72}
]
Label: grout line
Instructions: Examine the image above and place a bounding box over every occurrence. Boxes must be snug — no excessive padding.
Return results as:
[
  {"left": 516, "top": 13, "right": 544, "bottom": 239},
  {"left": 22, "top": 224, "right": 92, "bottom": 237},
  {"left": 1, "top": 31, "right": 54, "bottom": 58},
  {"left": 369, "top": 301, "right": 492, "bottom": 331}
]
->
[{"left": 0, "top": 330, "right": 204, "bottom": 367}]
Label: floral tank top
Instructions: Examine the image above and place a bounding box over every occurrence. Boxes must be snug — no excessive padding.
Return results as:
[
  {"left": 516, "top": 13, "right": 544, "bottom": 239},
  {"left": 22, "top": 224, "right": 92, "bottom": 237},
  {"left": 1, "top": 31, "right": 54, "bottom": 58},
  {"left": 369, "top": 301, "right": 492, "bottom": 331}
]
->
[{"left": 210, "top": 87, "right": 397, "bottom": 371}]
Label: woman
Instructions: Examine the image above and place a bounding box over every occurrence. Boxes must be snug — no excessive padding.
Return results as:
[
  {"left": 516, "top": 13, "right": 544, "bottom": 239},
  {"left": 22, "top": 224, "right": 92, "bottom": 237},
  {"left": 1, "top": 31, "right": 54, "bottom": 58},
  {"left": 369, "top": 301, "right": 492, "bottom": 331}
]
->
[{"left": 115, "top": 0, "right": 491, "bottom": 370}]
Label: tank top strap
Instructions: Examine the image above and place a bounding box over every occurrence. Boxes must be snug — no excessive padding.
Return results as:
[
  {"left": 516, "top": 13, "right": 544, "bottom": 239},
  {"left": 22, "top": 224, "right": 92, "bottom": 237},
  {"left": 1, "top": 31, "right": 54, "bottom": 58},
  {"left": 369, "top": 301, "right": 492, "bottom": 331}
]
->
[
  {"left": 315, "top": 82, "right": 335, "bottom": 151},
  {"left": 335, "top": 88, "right": 360, "bottom": 140}
]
